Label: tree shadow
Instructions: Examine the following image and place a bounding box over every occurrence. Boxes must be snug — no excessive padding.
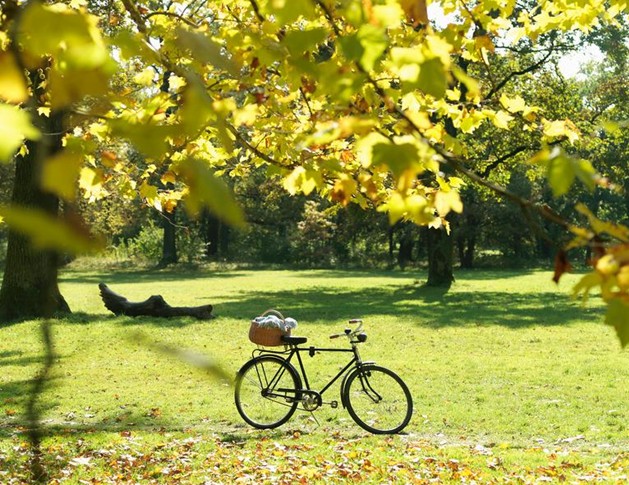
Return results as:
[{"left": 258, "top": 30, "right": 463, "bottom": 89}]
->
[
  {"left": 209, "top": 284, "right": 601, "bottom": 329},
  {"left": 60, "top": 269, "right": 246, "bottom": 285}
]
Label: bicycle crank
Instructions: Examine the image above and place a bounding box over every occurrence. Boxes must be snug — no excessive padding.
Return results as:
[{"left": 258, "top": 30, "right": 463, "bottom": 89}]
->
[{"left": 301, "top": 391, "right": 322, "bottom": 411}]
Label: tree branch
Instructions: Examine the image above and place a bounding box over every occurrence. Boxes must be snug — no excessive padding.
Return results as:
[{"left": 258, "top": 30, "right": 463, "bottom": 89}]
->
[{"left": 486, "top": 44, "right": 556, "bottom": 99}]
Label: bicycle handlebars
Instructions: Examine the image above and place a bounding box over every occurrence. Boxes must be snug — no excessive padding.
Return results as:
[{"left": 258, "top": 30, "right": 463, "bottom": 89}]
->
[{"left": 330, "top": 319, "right": 364, "bottom": 340}]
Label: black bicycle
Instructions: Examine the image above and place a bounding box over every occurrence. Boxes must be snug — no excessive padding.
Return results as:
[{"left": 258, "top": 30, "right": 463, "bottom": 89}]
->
[{"left": 234, "top": 320, "right": 413, "bottom": 434}]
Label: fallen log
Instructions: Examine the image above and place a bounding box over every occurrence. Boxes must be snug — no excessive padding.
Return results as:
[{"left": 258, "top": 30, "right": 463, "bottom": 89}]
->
[{"left": 98, "top": 283, "right": 214, "bottom": 319}]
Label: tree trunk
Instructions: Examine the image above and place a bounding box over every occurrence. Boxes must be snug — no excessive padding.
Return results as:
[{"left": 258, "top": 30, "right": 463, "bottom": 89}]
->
[
  {"left": 159, "top": 208, "right": 178, "bottom": 267},
  {"left": 99, "top": 283, "right": 214, "bottom": 319},
  {"left": 202, "top": 210, "right": 221, "bottom": 258},
  {"left": 426, "top": 226, "right": 454, "bottom": 287},
  {"left": 457, "top": 234, "right": 476, "bottom": 269},
  {"left": 0, "top": 110, "right": 70, "bottom": 322}
]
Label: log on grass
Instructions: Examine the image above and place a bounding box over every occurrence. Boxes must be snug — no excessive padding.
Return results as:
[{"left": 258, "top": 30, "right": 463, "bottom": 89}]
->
[{"left": 99, "top": 283, "right": 214, "bottom": 319}]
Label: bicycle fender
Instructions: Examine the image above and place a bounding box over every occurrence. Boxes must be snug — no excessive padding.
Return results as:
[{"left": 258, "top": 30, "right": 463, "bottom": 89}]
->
[{"left": 340, "top": 361, "right": 376, "bottom": 409}]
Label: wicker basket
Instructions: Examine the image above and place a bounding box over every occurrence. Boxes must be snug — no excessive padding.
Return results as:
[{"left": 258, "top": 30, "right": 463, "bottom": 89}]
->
[{"left": 249, "top": 310, "right": 290, "bottom": 347}]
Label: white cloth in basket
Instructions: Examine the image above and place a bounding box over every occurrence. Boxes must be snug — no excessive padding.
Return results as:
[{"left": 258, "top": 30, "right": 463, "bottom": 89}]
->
[{"left": 253, "top": 315, "right": 298, "bottom": 333}]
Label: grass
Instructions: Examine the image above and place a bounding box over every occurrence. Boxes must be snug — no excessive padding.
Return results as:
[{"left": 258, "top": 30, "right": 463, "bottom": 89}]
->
[{"left": 0, "top": 267, "right": 628, "bottom": 483}]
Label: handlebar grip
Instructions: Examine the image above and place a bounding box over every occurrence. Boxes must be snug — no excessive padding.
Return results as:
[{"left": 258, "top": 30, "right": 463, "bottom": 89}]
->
[
  {"left": 329, "top": 334, "right": 342, "bottom": 339},
  {"left": 349, "top": 318, "right": 363, "bottom": 324}
]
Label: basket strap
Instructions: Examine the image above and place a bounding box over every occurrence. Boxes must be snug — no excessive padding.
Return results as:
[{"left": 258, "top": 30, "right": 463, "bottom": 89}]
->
[{"left": 261, "top": 309, "right": 285, "bottom": 320}]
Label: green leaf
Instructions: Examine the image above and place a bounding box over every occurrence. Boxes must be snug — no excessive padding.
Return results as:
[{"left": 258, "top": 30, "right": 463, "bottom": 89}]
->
[
  {"left": 110, "top": 120, "right": 175, "bottom": 160},
  {"left": 605, "top": 299, "right": 629, "bottom": 348},
  {"left": 547, "top": 150, "right": 576, "bottom": 197},
  {"left": 20, "top": 3, "right": 109, "bottom": 69},
  {"left": 177, "top": 159, "right": 245, "bottom": 228},
  {"left": 417, "top": 57, "right": 447, "bottom": 98},
  {"left": 339, "top": 25, "right": 388, "bottom": 72},
  {"left": 540, "top": 147, "right": 597, "bottom": 197},
  {"left": 371, "top": 142, "right": 420, "bottom": 178},
  {"left": 0, "top": 51, "right": 28, "bottom": 103},
  {"left": 265, "top": 0, "right": 316, "bottom": 24},
  {"left": 41, "top": 149, "right": 84, "bottom": 200},
  {"left": 175, "top": 29, "right": 240, "bottom": 77},
  {"left": 282, "top": 28, "right": 328, "bottom": 57},
  {"left": 0, "top": 204, "right": 102, "bottom": 254},
  {"left": 0, "top": 104, "right": 40, "bottom": 163}
]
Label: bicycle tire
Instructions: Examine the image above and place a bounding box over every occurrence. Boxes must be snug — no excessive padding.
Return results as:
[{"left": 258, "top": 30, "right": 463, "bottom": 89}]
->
[
  {"left": 343, "top": 364, "right": 412, "bottom": 434},
  {"left": 234, "top": 355, "right": 302, "bottom": 429}
]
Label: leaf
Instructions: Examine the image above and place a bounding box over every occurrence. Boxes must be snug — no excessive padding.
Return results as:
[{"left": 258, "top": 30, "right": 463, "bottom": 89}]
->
[
  {"left": 417, "top": 57, "right": 447, "bottom": 98},
  {"left": 371, "top": 142, "right": 420, "bottom": 178},
  {"left": 19, "top": 3, "right": 109, "bottom": 69},
  {"left": 0, "top": 205, "right": 102, "bottom": 254},
  {"left": 133, "top": 67, "right": 156, "bottom": 86},
  {"left": 175, "top": 29, "right": 240, "bottom": 77},
  {"left": 499, "top": 93, "right": 527, "bottom": 113},
  {"left": 41, "top": 149, "right": 84, "bottom": 200},
  {"left": 0, "top": 103, "right": 40, "bottom": 163},
  {"left": 282, "top": 28, "right": 328, "bottom": 56},
  {"left": 434, "top": 189, "right": 463, "bottom": 217},
  {"left": 110, "top": 120, "right": 175, "bottom": 160},
  {"left": 139, "top": 181, "right": 162, "bottom": 211},
  {"left": 265, "top": 0, "right": 317, "bottom": 23},
  {"left": 605, "top": 299, "right": 629, "bottom": 348},
  {"left": 283, "top": 166, "right": 322, "bottom": 196},
  {"left": 176, "top": 158, "right": 245, "bottom": 227},
  {"left": 398, "top": 0, "right": 429, "bottom": 27},
  {"left": 339, "top": 25, "right": 388, "bottom": 72},
  {"left": 542, "top": 119, "right": 580, "bottom": 143},
  {"left": 552, "top": 250, "right": 572, "bottom": 283},
  {"left": 536, "top": 148, "right": 597, "bottom": 197},
  {"left": 0, "top": 51, "right": 28, "bottom": 103}
]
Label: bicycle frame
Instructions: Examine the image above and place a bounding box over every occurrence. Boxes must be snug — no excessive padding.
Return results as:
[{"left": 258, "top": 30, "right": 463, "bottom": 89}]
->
[{"left": 252, "top": 342, "right": 371, "bottom": 406}]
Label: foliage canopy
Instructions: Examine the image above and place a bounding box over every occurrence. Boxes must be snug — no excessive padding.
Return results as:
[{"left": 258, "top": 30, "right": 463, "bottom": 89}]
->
[{"left": 0, "top": 0, "right": 628, "bottom": 343}]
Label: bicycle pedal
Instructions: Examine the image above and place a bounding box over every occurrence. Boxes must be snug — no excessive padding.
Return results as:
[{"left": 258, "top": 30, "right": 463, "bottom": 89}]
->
[{"left": 330, "top": 400, "right": 338, "bottom": 408}]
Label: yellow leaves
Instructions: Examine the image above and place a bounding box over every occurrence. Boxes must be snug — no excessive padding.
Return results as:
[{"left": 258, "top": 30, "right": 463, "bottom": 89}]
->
[
  {"left": 175, "top": 28, "right": 240, "bottom": 77},
  {"left": 379, "top": 191, "right": 433, "bottom": 225},
  {"left": 79, "top": 166, "right": 109, "bottom": 202},
  {"left": 542, "top": 119, "right": 580, "bottom": 143},
  {"left": 0, "top": 51, "right": 28, "bottom": 103},
  {"left": 283, "top": 166, "right": 322, "bottom": 196},
  {"left": 531, "top": 147, "right": 597, "bottom": 197},
  {"left": 175, "top": 158, "right": 245, "bottom": 227},
  {"left": 140, "top": 181, "right": 161, "bottom": 211},
  {"left": 398, "top": 0, "right": 429, "bottom": 28},
  {"left": 41, "top": 148, "right": 84, "bottom": 200},
  {"left": 17, "top": 2, "right": 113, "bottom": 108},
  {"left": 389, "top": 35, "right": 452, "bottom": 98},
  {"left": 233, "top": 105, "right": 260, "bottom": 127},
  {"left": 0, "top": 104, "right": 40, "bottom": 163},
  {"left": 0, "top": 204, "right": 102, "bottom": 255},
  {"left": 331, "top": 175, "right": 358, "bottom": 207},
  {"left": 575, "top": 204, "right": 629, "bottom": 243},
  {"left": 133, "top": 67, "right": 156, "bottom": 86}
]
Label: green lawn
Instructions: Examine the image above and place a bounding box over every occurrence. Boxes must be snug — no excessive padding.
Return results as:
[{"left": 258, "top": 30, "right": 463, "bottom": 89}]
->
[{"left": 1, "top": 267, "right": 627, "bottom": 483}]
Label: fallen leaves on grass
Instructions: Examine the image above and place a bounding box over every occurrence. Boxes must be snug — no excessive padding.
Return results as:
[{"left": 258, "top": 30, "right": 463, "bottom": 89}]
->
[{"left": 1, "top": 433, "right": 627, "bottom": 484}]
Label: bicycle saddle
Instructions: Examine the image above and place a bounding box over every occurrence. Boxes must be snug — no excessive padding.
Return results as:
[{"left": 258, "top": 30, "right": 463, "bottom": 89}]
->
[{"left": 281, "top": 335, "right": 308, "bottom": 345}]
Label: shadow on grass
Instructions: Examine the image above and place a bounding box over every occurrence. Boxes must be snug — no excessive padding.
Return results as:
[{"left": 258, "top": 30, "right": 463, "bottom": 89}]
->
[
  {"left": 54, "top": 268, "right": 599, "bottom": 330},
  {"left": 59, "top": 269, "right": 248, "bottom": 286},
  {"left": 60, "top": 267, "right": 540, "bottom": 286},
  {"left": 210, "top": 286, "right": 598, "bottom": 329}
]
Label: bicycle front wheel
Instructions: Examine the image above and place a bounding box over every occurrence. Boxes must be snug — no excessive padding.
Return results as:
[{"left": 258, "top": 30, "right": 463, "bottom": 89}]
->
[
  {"left": 235, "top": 355, "right": 301, "bottom": 429},
  {"left": 344, "top": 364, "right": 412, "bottom": 434}
]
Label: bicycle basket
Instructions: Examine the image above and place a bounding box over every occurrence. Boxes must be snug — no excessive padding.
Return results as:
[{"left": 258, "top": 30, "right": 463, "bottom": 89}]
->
[{"left": 249, "top": 309, "right": 290, "bottom": 347}]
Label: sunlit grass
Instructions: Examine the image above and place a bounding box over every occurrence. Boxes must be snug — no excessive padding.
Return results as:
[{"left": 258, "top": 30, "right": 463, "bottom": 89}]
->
[{"left": 1, "top": 267, "right": 627, "bottom": 482}]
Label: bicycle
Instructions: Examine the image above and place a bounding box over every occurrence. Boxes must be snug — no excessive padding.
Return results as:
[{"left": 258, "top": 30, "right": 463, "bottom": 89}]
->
[{"left": 234, "top": 320, "right": 413, "bottom": 434}]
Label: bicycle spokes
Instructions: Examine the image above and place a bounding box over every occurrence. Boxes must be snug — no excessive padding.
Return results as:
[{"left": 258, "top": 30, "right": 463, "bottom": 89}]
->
[{"left": 358, "top": 371, "right": 384, "bottom": 404}]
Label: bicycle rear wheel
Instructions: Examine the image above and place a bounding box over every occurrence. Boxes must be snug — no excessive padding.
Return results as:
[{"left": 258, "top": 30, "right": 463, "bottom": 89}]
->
[
  {"left": 235, "top": 355, "right": 301, "bottom": 429},
  {"left": 343, "top": 364, "right": 412, "bottom": 434}
]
